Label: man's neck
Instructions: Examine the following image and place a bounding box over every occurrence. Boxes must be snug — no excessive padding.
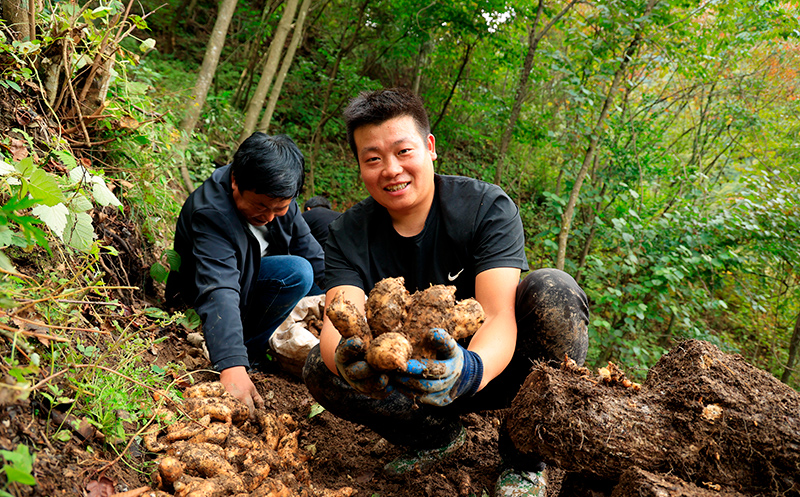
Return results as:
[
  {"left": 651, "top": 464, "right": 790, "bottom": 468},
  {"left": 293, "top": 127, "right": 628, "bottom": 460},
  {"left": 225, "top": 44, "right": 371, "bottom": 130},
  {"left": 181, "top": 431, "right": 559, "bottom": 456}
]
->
[{"left": 390, "top": 198, "right": 433, "bottom": 237}]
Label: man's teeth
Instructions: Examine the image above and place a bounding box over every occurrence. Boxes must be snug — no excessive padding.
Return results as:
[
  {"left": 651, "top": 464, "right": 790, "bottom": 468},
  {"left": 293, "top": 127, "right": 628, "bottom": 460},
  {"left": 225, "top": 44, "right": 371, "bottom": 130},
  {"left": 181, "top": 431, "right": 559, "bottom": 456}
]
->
[{"left": 386, "top": 182, "right": 409, "bottom": 192}]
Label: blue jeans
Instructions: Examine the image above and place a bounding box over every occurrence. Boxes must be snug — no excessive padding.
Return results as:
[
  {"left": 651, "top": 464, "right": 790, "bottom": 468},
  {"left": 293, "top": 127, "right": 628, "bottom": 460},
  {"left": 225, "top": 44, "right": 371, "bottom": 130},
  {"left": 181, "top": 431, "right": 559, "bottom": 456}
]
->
[
  {"left": 242, "top": 255, "right": 318, "bottom": 365},
  {"left": 303, "top": 268, "right": 589, "bottom": 470}
]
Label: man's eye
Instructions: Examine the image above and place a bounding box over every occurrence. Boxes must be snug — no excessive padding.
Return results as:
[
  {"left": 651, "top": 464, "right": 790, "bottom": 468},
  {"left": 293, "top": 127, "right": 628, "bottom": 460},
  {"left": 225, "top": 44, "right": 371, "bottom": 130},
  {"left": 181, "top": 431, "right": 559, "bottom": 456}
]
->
[
  {"left": 364, "top": 156, "right": 380, "bottom": 163},
  {"left": 399, "top": 148, "right": 412, "bottom": 154}
]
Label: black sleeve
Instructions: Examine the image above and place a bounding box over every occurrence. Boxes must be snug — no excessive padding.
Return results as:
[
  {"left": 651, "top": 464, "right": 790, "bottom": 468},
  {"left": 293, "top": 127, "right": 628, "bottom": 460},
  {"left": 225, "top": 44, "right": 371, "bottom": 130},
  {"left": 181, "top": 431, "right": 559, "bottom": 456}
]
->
[{"left": 472, "top": 191, "right": 529, "bottom": 274}]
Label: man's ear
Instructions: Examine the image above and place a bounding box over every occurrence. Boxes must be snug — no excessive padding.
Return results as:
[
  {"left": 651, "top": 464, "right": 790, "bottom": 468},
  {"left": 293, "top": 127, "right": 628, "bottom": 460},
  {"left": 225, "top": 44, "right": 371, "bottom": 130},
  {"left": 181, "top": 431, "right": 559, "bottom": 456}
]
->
[{"left": 427, "top": 134, "right": 437, "bottom": 161}]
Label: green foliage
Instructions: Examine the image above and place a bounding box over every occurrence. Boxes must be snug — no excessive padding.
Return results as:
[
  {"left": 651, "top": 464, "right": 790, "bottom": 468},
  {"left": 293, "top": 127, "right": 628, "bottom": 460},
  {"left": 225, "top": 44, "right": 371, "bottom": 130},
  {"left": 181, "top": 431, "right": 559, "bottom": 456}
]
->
[
  {"left": 0, "top": 444, "right": 36, "bottom": 495},
  {"left": 0, "top": 152, "right": 122, "bottom": 254}
]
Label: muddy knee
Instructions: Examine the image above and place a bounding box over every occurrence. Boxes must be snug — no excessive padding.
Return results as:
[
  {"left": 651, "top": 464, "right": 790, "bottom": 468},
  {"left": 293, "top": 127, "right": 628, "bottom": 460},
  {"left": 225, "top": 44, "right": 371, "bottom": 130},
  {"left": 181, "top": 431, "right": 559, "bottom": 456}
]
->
[{"left": 516, "top": 268, "right": 589, "bottom": 365}]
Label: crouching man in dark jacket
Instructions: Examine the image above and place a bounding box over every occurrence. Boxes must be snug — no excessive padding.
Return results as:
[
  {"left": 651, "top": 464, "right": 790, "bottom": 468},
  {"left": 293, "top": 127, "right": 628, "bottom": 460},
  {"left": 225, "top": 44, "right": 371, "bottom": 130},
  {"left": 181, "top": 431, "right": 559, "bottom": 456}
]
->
[{"left": 167, "top": 132, "right": 324, "bottom": 414}]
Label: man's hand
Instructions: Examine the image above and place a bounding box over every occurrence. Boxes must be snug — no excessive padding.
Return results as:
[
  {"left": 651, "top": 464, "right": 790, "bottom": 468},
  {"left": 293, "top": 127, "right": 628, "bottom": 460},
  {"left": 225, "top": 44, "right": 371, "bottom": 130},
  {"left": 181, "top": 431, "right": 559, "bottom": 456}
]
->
[
  {"left": 394, "top": 329, "right": 484, "bottom": 407},
  {"left": 219, "top": 366, "right": 265, "bottom": 416},
  {"left": 335, "top": 336, "right": 393, "bottom": 398}
]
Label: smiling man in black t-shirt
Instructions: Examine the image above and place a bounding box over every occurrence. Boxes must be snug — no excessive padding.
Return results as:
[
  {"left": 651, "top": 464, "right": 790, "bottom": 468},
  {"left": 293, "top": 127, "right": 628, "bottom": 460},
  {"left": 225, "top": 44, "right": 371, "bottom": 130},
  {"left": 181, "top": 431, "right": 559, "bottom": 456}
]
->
[{"left": 302, "top": 88, "right": 589, "bottom": 497}]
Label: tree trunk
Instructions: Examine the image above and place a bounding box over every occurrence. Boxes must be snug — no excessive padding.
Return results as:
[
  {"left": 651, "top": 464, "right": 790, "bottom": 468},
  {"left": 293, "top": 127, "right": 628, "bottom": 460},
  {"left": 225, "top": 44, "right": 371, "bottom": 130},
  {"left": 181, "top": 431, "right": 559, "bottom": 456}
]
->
[
  {"left": 232, "top": 0, "right": 280, "bottom": 108},
  {"left": 257, "top": 0, "right": 312, "bottom": 133},
  {"left": 177, "top": 0, "right": 239, "bottom": 192},
  {"left": 239, "top": 0, "right": 300, "bottom": 143},
  {"left": 411, "top": 41, "right": 427, "bottom": 94},
  {"left": 431, "top": 41, "right": 474, "bottom": 133},
  {"left": 555, "top": 0, "right": 658, "bottom": 270},
  {"left": 494, "top": 0, "right": 577, "bottom": 185},
  {"left": 781, "top": 311, "right": 800, "bottom": 383},
  {"left": 2, "top": 0, "right": 31, "bottom": 40},
  {"left": 507, "top": 339, "right": 800, "bottom": 495},
  {"left": 306, "top": 0, "right": 370, "bottom": 195}
]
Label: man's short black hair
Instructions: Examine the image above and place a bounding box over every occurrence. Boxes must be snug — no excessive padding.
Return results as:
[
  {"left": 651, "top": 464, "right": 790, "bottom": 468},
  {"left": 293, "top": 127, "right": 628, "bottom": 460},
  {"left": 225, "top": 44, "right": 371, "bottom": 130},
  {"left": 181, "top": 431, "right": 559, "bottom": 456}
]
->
[
  {"left": 231, "top": 132, "right": 305, "bottom": 198},
  {"left": 304, "top": 195, "right": 332, "bottom": 210},
  {"left": 343, "top": 88, "right": 430, "bottom": 159}
]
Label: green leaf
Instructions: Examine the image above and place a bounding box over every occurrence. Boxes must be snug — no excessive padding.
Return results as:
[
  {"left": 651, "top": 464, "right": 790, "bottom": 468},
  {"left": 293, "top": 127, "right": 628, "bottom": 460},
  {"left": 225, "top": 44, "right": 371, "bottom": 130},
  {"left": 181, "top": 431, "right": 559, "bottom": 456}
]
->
[
  {"left": 178, "top": 309, "right": 201, "bottom": 330},
  {"left": 66, "top": 194, "right": 93, "bottom": 213},
  {"left": 308, "top": 403, "right": 325, "bottom": 418},
  {"left": 31, "top": 203, "right": 68, "bottom": 237},
  {"left": 3, "top": 80, "right": 21, "bottom": 92},
  {"left": 68, "top": 165, "right": 91, "bottom": 184},
  {"left": 28, "top": 169, "right": 65, "bottom": 206},
  {"left": 15, "top": 157, "right": 34, "bottom": 176},
  {"left": 53, "top": 430, "right": 71, "bottom": 442},
  {"left": 0, "top": 250, "right": 14, "bottom": 272},
  {"left": 0, "top": 158, "right": 16, "bottom": 176},
  {"left": 150, "top": 262, "right": 169, "bottom": 283},
  {"left": 63, "top": 212, "right": 94, "bottom": 252},
  {"left": 92, "top": 178, "right": 122, "bottom": 207},
  {"left": 144, "top": 307, "right": 168, "bottom": 319},
  {"left": 4, "top": 466, "right": 35, "bottom": 485},
  {"left": 165, "top": 249, "right": 181, "bottom": 271},
  {"left": 52, "top": 150, "right": 78, "bottom": 171},
  {"left": 139, "top": 38, "right": 156, "bottom": 52}
]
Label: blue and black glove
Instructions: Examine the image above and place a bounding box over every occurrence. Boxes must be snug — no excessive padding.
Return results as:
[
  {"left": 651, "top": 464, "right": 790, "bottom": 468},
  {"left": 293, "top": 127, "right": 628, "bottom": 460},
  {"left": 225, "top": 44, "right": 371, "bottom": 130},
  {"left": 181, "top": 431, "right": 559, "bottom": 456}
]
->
[
  {"left": 334, "top": 336, "right": 394, "bottom": 399},
  {"left": 394, "top": 328, "right": 484, "bottom": 406}
]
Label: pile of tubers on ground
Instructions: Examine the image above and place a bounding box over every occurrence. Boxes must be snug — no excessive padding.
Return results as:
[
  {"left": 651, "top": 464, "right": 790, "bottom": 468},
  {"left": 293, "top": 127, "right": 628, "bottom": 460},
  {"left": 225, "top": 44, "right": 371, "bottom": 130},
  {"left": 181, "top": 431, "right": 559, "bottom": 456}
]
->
[
  {"left": 326, "top": 276, "right": 485, "bottom": 372},
  {"left": 143, "top": 382, "right": 355, "bottom": 497}
]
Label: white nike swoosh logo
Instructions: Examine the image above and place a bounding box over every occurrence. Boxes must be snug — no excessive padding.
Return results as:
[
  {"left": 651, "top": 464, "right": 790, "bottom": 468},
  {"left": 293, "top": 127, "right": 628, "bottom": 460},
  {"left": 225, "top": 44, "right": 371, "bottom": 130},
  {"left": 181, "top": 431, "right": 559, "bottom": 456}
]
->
[{"left": 447, "top": 268, "right": 464, "bottom": 281}]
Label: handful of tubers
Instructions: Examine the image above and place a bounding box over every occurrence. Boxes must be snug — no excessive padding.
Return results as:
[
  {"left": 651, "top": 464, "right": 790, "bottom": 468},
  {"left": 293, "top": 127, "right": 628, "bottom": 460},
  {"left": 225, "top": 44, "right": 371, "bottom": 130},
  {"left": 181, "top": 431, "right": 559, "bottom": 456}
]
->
[{"left": 327, "top": 277, "right": 485, "bottom": 372}]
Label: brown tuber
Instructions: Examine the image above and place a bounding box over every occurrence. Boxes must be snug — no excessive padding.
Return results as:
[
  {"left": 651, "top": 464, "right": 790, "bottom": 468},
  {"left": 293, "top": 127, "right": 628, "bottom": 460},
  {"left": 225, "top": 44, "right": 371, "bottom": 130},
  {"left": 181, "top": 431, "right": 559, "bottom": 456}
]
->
[{"left": 327, "top": 277, "right": 485, "bottom": 372}]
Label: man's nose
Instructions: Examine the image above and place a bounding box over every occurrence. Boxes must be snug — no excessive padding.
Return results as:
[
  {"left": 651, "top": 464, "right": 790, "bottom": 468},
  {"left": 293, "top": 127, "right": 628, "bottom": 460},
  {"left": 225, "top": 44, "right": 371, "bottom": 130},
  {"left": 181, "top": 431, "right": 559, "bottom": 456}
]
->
[{"left": 383, "top": 156, "right": 402, "bottom": 176}]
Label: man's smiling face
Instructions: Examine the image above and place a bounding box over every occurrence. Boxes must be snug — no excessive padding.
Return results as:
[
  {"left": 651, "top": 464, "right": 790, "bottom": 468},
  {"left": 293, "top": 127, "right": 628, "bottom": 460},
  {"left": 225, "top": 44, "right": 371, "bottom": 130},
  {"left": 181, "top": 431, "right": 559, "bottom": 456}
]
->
[{"left": 354, "top": 114, "right": 437, "bottom": 218}]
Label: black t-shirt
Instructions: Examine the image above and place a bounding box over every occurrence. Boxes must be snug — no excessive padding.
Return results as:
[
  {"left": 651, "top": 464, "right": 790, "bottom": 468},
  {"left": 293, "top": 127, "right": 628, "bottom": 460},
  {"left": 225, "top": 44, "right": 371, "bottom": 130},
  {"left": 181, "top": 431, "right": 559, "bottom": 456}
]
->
[
  {"left": 325, "top": 175, "right": 529, "bottom": 300},
  {"left": 302, "top": 207, "right": 342, "bottom": 248}
]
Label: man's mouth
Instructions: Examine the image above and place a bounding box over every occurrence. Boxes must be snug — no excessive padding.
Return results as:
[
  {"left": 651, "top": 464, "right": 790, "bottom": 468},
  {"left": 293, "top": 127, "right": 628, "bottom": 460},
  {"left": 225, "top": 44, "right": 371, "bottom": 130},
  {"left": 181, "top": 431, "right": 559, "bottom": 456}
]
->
[{"left": 385, "top": 182, "right": 409, "bottom": 192}]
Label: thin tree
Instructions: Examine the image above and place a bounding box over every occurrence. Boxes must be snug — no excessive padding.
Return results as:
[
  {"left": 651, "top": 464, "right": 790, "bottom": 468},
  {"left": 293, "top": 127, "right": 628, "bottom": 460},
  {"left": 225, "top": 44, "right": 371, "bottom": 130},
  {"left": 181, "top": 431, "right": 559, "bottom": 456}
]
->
[
  {"left": 556, "top": 0, "right": 659, "bottom": 270},
  {"left": 239, "top": 0, "right": 300, "bottom": 143},
  {"left": 177, "top": 0, "right": 239, "bottom": 192},
  {"left": 1, "top": 0, "right": 32, "bottom": 40},
  {"left": 431, "top": 40, "right": 475, "bottom": 133},
  {"left": 493, "top": 0, "right": 578, "bottom": 185},
  {"left": 305, "top": 0, "right": 371, "bottom": 196},
  {"left": 782, "top": 312, "right": 800, "bottom": 384},
  {"left": 257, "top": 0, "right": 313, "bottom": 133}
]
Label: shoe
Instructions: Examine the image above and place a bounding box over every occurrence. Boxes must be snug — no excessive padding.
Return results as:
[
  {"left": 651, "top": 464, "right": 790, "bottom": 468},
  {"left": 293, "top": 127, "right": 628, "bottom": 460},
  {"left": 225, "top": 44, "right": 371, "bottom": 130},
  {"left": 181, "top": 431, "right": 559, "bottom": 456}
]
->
[
  {"left": 383, "top": 426, "right": 467, "bottom": 475},
  {"left": 494, "top": 467, "right": 546, "bottom": 497}
]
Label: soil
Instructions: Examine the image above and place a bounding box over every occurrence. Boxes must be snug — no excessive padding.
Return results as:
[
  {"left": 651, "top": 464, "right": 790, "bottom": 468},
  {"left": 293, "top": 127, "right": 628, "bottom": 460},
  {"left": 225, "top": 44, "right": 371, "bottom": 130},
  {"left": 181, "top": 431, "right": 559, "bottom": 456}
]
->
[{"left": 0, "top": 320, "right": 540, "bottom": 497}]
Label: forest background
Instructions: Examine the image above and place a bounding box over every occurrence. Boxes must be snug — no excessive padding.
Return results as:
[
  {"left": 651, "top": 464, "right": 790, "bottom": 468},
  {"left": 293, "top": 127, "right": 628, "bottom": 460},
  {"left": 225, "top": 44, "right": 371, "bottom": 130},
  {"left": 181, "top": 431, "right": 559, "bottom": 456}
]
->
[{"left": 0, "top": 0, "right": 798, "bottom": 492}]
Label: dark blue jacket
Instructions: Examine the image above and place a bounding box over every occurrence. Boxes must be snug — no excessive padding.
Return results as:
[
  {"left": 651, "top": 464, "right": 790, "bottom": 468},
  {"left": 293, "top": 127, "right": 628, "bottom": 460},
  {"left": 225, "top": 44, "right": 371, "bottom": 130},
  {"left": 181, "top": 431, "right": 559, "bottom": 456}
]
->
[{"left": 166, "top": 165, "right": 324, "bottom": 371}]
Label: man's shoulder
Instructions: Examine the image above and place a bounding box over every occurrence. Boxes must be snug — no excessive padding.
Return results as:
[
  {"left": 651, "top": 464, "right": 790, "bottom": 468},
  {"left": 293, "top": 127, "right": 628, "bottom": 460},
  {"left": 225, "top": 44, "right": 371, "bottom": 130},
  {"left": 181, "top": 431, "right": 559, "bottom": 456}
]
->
[
  {"left": 303, "top": 207, "right": 342, "bottom": 224},
  {"left": 435, "top": 174, "right": 505, "bottom": 199}
]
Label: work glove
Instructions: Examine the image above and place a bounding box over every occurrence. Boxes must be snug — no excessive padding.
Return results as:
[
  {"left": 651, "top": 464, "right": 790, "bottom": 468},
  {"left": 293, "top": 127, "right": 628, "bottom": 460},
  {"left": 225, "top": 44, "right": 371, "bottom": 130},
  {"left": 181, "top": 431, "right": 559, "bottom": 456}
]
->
[
  {"left": 394, "top": 328, "right": 484, "bottom": 407},
  {"left": 334, "top": 336, "right": 394, "bottom": 399}
]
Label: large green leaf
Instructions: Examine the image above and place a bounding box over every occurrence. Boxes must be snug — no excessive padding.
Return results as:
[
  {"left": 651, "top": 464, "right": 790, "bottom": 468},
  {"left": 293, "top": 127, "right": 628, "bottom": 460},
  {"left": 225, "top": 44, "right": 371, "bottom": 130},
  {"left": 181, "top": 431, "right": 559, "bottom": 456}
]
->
[
  {"left": 63, "top": 212, "right": 94, "bottom": 252},
  {"left": 52, "top": 150, "right": 77, "bottom": 171},
  {"left": 31, "top": 203, "right": 68, "bottom": 237},
  {"left": 92, "top": 179, "right": 122, "bottom": 207},
  {"left": 27, "top": 169, "right": 65, "bottom": 207},
  {"left": 66, "top": 194, "right": 93, "bottom": 213}
]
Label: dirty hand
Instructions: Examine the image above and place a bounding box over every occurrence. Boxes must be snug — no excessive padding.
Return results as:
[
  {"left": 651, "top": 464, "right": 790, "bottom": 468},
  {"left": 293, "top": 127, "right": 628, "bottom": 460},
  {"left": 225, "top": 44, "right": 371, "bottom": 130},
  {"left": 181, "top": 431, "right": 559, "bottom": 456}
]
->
[
  {"left": 219, "top": 366, "right": 265, "bottom": 417},
  {"left": 394, "top": 328, "right": 484, "bottom": 407},
  {"left": 335, "top": 336, "right": 393, "bottom": 399}
]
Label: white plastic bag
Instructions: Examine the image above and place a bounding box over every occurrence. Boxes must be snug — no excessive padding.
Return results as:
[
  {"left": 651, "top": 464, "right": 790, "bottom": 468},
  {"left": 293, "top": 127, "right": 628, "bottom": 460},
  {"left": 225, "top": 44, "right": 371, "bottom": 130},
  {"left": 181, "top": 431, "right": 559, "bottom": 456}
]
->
[{"left": 269, "top": 295, "right": 324, "bottom": 372}]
